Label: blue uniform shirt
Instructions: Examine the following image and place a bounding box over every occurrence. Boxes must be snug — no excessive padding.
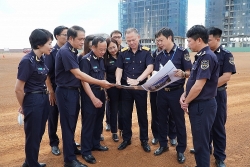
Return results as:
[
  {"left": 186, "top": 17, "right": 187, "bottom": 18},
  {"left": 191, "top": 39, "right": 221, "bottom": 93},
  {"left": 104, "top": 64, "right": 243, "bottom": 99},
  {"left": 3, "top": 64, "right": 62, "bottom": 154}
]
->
[
  {"left": 17, "top": 50, "right": 48, "bottom": 93},
  {"left": 45, "top": 44, "right": 60, "bottom": 87},
  {"left": 55, "top": 42, "right": 80, "bottom": 87},
  {"left": 186, "top": 46, "right": 219, "bottom": 101},
  {"left": 79, "top": 51, "right": 105, "bottom": 89},
  {"left": 215, "top": 45, "right": 236, "bottom": 87},
  {"left": 116, "top": 45, "right": 154, "bottom": 84},
  {"left": 154, "top": 44, "right": 192, "bottom": 87},
  {"left": 105, "top": 55, "right": 117, "bottom": 83}
]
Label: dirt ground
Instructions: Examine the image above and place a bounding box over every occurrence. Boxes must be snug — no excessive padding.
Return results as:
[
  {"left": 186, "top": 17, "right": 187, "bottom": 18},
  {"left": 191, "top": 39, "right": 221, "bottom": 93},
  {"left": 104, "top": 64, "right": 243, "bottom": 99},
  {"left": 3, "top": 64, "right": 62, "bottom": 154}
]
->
[{"left": 0, "top": 52, "right": 249, "bottom": 167}]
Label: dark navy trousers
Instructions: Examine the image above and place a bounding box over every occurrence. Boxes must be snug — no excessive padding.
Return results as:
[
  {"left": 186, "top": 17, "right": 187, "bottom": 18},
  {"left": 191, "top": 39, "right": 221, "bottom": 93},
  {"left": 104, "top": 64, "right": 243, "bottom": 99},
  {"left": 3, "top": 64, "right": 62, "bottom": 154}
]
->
[
  {"left": 48, "top": 86, "right": 59, "bottom": 147},
  {"left": 23, "top": 93, "right": 49, "bottom": 167},
  {"left": 56, "top": 87, "right": 80, "bottom": 163},
  {"left": 107, "top": 87, "right": 122, "bottom": 133},
  {"left": 210, "top": 90, "right": 227, "bottom": 161},
  {"left": 157, "top": 87, "right": 186, "bottom": 153},
  {"left": 121, "top": 89, "right": 148, "bottom": 141},
  {"left": 150, "top": 92, "right": 176, "bottom": 140},
  {"left": 81, "top": 88, "right": 105, "bottom": 156},
  {"left": 189, "top": 98, "right": 217, "bottom": 167}
]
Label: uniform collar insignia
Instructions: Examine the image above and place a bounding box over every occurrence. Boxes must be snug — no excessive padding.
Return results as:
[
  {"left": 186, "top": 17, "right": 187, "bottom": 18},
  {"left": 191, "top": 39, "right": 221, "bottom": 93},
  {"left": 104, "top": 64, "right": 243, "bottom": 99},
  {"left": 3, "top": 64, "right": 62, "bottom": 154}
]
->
[
  {"left": 197, "top": 51, "right": 206, "bottom": 56},
  {"left": 69, "top": 47, "right": 75, "bottom": 53}
]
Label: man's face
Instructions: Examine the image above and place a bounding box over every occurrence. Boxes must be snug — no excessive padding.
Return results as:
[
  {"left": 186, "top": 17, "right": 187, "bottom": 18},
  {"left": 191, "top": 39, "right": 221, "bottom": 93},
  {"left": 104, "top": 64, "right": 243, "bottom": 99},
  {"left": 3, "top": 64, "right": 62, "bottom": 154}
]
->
[
  {"left": 92, "top": 41, "right": 107, "bottom": 58},
  {"left": 111, "top": 33, "right": 122, "bottom": 45},
  {"left": 70, "top": 31, "right": 85, "bottom": 49},
  {"left": 208, "top": 35, "right": 220, "bottom": 51},
  {"left": 125, "top": 32, "right": 140, "bottom": 50},
  {"left": 156, "top": 34, "right": 172, "bottom": 50},
  {"left": 57, "top": 29, "right": 68, "bottom": 45},
  {"left": 155, "top": 37, "right": 163, "bottom": 51},
  {"left": 187, "top": 37, "right": 199, "bottom": 52}
]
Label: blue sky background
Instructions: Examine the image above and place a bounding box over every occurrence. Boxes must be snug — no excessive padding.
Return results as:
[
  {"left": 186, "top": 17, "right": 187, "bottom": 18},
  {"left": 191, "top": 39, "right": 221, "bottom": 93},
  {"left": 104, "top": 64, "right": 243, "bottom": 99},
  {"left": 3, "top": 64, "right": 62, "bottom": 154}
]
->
[{"left": 0, "top": 0, "right": 205, "bottom": 49}]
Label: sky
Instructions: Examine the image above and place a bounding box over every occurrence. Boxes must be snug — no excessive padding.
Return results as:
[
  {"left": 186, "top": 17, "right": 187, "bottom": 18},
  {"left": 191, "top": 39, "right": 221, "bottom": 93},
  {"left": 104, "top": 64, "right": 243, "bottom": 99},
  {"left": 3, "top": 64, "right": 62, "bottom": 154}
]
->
[{"left": 0, "top": 0, "right": 205, "bottom": 49}]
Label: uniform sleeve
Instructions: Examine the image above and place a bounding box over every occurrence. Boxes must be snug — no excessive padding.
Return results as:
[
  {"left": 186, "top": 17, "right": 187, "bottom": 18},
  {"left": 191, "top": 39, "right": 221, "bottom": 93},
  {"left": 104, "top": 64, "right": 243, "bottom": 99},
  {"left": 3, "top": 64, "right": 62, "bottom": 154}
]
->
[
  {"left": 44, "top": 52, "right": 54, "bottom": 76},
  {"left": 196, "top": 54, "right": 214, "bottom": 80},
  {"left": 79, "top": 58, "right": 91, "bottom": 75},
  {"left": 61, "top": 51, "right": 79, "bottom": 71},
  {"left": 223, "top": 52, "right": 236, "bottom": 74},
  {"left": 116, "top": 52, "right": 124, "bottom": 69},
  {"left": 154, "top": 56, "right": 160, "bottom": 71},
  {"left": 145, "top": 51, "right": 154, "bottom": 66},
  {"left": 181, "top": 49, "right": 192, "bottom": 71},
  {"left": 17, "top": 59, "right": 33, "bottom": 82}
]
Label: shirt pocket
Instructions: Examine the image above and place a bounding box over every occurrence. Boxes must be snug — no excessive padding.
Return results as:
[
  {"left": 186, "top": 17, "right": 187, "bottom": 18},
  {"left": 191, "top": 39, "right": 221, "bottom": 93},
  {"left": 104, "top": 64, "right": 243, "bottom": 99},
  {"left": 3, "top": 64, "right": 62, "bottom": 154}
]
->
[
  {"left": 136, "top": 60, "right": 145, "bottom": 71},
  {"left": 123, "top": 58, "right": 132, "bottom": 64},
  {"left": 190, "top": 64, "right": 198, "bottom": 80}
]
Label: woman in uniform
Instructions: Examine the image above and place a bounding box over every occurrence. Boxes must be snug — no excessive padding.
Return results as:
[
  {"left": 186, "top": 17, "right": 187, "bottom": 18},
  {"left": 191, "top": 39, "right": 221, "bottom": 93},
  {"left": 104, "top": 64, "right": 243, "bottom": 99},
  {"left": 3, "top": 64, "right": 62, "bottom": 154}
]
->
[{"left": 15, "top": 29, "right": 53, "bottom": 167}]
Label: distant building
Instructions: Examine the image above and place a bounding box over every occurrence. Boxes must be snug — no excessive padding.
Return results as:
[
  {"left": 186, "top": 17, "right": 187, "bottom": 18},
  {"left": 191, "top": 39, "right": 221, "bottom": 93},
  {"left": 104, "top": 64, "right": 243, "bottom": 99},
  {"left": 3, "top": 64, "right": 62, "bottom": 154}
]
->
[
  {"left": 118, "top": 0, "right": 188, "bottom": 50},
  {"left": 205, "top": 0, "right": 250, "bottom": 47}
]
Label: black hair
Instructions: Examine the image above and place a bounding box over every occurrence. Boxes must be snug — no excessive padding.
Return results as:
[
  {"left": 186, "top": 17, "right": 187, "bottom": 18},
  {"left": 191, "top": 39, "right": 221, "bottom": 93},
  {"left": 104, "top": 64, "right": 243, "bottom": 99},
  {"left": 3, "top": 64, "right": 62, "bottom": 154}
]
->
[
  {"left": 53, "top": 26, "right": 68, "bottom": 40},
  {"left": 110, "top": 30, "right": 122, "bottom": 37},
  {"left": 67, "top": 25, "right": 85, "bottom": 40},
  {"left": 29, "top": 29, "right": 53, "bottom": 49},
  {"left": 207, "top": 27, "right": 222, "bottom": 38},
  {"left": 155, "top": 27, "right": 174, "bottom": 42},
  {"left": 186, "top": 25, "right": 208, "bottom": 44},
  {"left": 92, "top": 36, "right": 106, "bottom": 47},
  {"left": 104, "top": 37, "right": 119, "bottom": 66},
  {"left": 83, "top": 35, "right": 95, "bottom": 55}
]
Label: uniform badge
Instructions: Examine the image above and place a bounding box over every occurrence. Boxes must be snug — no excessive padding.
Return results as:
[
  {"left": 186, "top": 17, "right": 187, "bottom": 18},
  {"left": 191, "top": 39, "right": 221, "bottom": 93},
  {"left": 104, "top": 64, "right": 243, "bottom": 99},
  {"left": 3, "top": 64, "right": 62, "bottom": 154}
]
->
[
  {"left": 201, "top": 60, "right": 209, "bottom": 70},
  {"left": 184, "top": 53, "right": 191, "bottom": 61},
  {"left": 229, "top": 57, "right": 235, "bottom": 65}
]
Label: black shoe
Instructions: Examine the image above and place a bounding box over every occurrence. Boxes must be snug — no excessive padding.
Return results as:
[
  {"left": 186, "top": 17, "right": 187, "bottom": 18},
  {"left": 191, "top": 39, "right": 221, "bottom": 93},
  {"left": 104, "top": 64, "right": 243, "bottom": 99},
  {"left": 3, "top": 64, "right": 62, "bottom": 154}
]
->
[
  {"left": 112, "top": 133, "right": 119, "bottom": 142},
  {"left": 105, "top": 124, "right": 111, "bottom": 131},
  {"left": 22, "top": 162, "right": 46, "bottom": 167},
  {"left": 151, "top": 138, "right": 159, "bottom": 145},
  {"left": 190, "top": 148, "right": 195, "bottom": 154},
  {"left": 64, "top": 159, "right": 88, "bottom": 167},
  {"left": 215, "top": 159, "right": 226, "bottom": 167},
  {"left": 154, "top": 146, "right": 169, "bottom": 156},
  {"left": 82, "top": 154, "right": 96, "bottom": 164},
  {"left": 118, "top": 140, "right": 131, "bottom": 150},
  {"left": 100, "top": 134, "right": 104, "bottom": 141},
  {"left": 177, "top": 152, "right": 185, "bottom": 164},
  {"left": 51, "top": 146, "right": 60, "bottom": 156},
  {"left": 74, "top": 148, "right": 81, "bottom": 155},
  {"left": 92, "top": 145, "right": 109, "bottom": 151},
  {"left": 170, "top": 138, "right": 177, "bottom": 146},
  {"left": 75, "top": 142, "right": 80, "bottom": 147},
  {"left": 141, "top": 141, "right": 151, "bottom": 152}
]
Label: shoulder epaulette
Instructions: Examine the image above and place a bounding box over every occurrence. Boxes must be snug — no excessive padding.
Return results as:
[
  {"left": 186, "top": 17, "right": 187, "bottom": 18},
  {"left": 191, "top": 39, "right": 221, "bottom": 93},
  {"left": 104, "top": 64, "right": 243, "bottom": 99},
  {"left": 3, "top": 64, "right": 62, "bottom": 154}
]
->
[
  {"left": 221, "top": 48, "right": 230, "bottom": 53},
  {"left": 29, "top": 55, "right": 35, "bottom": 63},
  {"left": 177, "top": 46, "right": 185, "bottom": 51},
  {"left": 121, "top": 47, "right": 129, "bottom": 52},
  {"left": 142, "top": 46, "right": 150, "bottom": 51}
]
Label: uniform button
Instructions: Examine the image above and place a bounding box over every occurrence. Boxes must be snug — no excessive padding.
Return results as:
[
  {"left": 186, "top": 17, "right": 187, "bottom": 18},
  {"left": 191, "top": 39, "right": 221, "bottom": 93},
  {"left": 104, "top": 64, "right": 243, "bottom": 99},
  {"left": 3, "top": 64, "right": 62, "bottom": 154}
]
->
[
  {"left": 133, "top": 68, "right": 134, "bottom": 69},
  {"left": 133, "top": 61, "right": 135, "bottom": 63},
  {"left": 133, "top": 75, "right": 134, "bottom": 76}
]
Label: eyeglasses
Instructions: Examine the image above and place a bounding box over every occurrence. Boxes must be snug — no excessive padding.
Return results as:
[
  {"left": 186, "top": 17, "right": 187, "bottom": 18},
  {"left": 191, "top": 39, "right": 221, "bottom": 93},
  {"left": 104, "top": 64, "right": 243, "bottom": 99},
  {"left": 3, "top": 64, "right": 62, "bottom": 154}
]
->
[
  {"left": 60, "top": 34, "right": 67, "bottom": 37},
  {"left": 112, "top": 36, "right": 121, "bottom": 39}
]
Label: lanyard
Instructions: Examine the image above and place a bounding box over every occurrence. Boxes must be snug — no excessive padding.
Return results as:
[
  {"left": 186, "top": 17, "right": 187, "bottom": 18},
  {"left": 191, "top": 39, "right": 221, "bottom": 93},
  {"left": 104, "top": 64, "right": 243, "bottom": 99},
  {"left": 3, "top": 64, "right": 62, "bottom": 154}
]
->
[{"left": 163, "top": 47, "right": 177, "bottom": 61}]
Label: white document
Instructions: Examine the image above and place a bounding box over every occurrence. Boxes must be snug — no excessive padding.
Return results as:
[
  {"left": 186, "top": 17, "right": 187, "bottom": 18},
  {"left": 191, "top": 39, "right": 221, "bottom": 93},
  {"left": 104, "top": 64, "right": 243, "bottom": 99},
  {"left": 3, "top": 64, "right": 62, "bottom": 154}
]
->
[{"left": 115, "top": 60, "right": 182, "bottom": 92}]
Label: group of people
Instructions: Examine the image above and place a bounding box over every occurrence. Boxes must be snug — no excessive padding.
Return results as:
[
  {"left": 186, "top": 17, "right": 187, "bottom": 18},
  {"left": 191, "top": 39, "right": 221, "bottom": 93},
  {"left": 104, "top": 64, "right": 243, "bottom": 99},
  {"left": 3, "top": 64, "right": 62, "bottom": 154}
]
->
[{"left": 15, "top": 24, "right": 235, "bottom": 167}]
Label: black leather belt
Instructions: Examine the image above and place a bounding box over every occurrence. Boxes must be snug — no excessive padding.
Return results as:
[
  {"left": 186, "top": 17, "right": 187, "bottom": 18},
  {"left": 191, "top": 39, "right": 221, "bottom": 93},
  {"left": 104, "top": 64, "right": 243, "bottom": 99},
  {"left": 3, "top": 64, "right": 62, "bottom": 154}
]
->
[
  {"left": 28, "top": 90, "right": 48, "bottom": 94},
  {"left": 58, "top": 86, "right": 79, "bottom": 90},
  {"left": 217, "top": 86, "right": 227, "bottom": 91},
  {"left": 164, "top": 85, "right": 183, "bottom": 92}
]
